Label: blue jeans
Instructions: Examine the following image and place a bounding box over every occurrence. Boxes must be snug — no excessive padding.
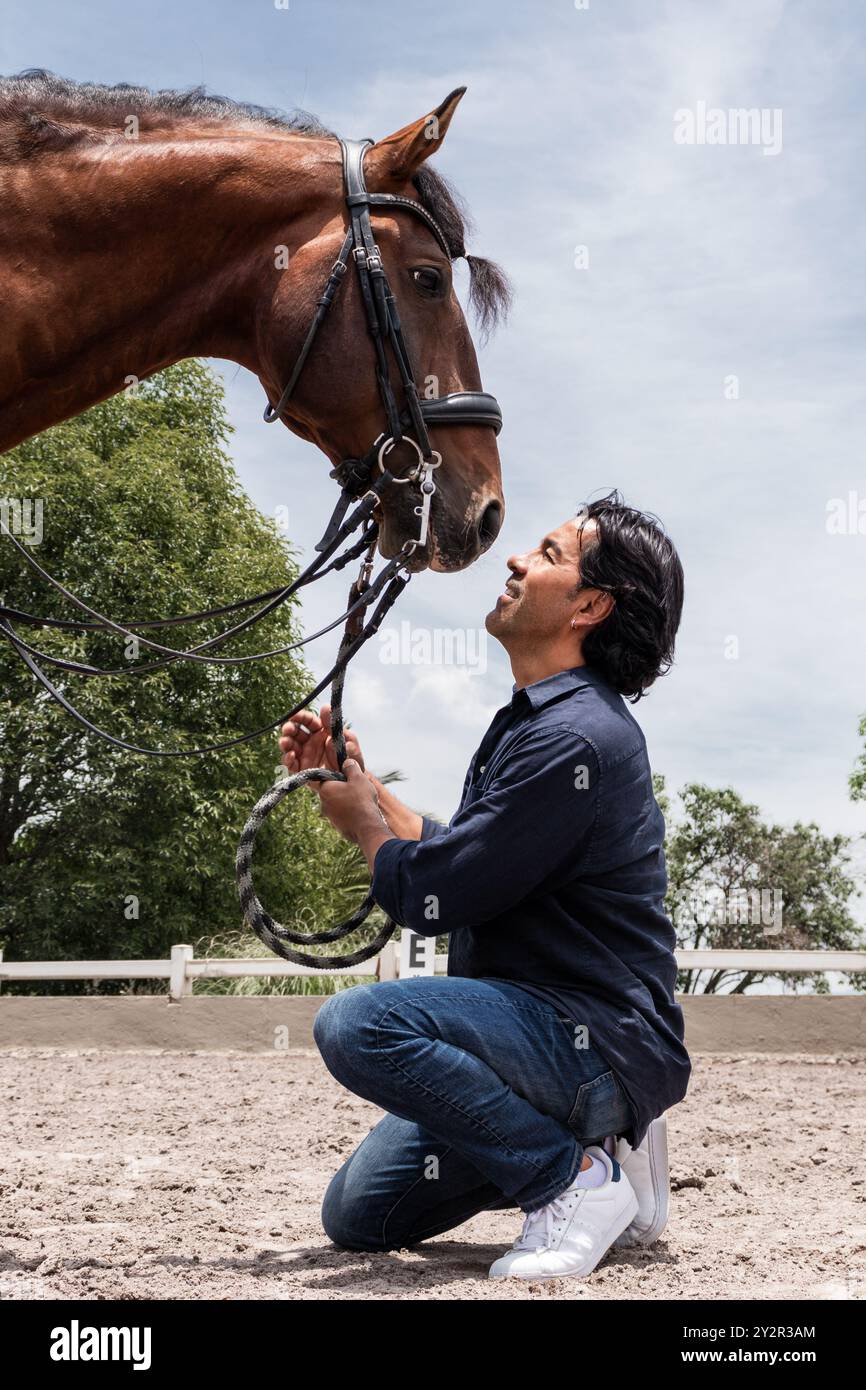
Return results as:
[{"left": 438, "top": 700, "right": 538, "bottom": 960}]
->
[{"left": 312, "top": 975, "right": 635, "bottom": 1252}]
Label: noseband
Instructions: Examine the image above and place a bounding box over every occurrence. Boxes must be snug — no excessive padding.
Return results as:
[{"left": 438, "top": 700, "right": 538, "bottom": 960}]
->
[{"left": 262, "top": 138, "right": 502, "bottom": 553}]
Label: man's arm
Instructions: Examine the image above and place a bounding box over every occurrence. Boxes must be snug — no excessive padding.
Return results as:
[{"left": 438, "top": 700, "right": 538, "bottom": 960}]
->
[
  {"left": 370, "top": 727, "right": 600, "bottom": 936},
  {"left": 308, "top": 762, "right": 446, "bottom": 866},
  {"left": 364, "top": 774, "right": 425, "bottom": 841}
]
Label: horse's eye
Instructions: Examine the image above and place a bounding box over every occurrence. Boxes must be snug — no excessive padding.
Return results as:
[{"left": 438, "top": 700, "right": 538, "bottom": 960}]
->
[{"left": 411, "top": 267, "right": 445, "bottom": 298}]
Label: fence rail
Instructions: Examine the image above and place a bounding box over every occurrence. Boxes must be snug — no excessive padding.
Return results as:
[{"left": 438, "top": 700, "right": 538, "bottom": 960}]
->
[{"left": 1, "top": 944, "right": 864, "bottom": 1001}]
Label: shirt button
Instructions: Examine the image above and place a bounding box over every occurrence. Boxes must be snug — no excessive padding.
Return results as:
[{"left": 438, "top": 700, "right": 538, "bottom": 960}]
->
[{"left": 479, "top": 765, "right": 486, "bottom": 774}]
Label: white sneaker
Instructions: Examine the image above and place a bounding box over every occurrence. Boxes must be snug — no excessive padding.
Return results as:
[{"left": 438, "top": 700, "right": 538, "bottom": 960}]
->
[
  {"left": 612, "top": 1115, "right": 669, "bottom": 1247},
  {"left": 488, "top": 1145, "right": 638, "bottom": 1281}
]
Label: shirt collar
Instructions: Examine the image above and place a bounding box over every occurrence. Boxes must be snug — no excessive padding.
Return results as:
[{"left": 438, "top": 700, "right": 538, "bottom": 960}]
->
[{"left": 511, "top": 664, "right": 603, "bottom": 711}]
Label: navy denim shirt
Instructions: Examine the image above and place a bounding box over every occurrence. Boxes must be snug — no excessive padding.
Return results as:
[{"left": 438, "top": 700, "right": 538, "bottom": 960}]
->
[{"left": 370, "top": 664, "right": 692, "bottom": 1150}]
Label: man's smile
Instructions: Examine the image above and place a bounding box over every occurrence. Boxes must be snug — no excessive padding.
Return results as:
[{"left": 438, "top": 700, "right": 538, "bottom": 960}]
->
[{"left": 496, "top": 578, "right": 521, "bottom": 608}]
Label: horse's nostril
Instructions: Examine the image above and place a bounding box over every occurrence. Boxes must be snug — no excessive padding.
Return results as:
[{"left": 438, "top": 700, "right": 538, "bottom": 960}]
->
[{"left": 478, "top": 500, "right": 503, "bottom": 549}]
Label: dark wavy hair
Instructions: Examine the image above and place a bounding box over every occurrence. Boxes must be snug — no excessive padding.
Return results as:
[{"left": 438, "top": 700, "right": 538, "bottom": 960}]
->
[{"left": 573, "top": 491, "right": 684, "bottom": 702}]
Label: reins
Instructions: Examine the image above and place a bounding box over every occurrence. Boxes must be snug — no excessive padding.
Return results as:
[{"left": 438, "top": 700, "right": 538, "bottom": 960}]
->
[{"left": 1, "top": 487, "right": 411, "bottom": 967}]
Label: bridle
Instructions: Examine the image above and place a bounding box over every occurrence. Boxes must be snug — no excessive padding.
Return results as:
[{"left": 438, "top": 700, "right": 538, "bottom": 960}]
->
[
  {"left": 263, "top": 138, "right": 502, "bottom": 554},
  {"left": 0, "top": 135, "right": 504, "bottom": 967}
]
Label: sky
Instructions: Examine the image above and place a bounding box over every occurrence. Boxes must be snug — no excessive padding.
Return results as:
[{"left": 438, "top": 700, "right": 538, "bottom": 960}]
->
[{"left": 4, "top": 0, "right": 866, "bottom": 862}]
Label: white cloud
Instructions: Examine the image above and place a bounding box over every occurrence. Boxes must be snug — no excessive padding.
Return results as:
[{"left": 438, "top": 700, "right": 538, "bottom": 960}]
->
[{"left": 406, "top": 666, "right": 501, "bottom": 729}]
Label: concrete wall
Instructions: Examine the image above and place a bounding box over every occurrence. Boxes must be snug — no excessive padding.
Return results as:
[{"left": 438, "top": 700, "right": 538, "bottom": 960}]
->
[{"left": 0, "top": 993, "right": 864, "bottom": 1052}]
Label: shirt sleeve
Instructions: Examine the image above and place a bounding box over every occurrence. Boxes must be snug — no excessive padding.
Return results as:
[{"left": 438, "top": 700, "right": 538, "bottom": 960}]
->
[
  {"left": 419, "top": 815, "right": 448, "bottom": 841},
  {"left": 371, "top": 726, "right": 600, "bottom": 936}
]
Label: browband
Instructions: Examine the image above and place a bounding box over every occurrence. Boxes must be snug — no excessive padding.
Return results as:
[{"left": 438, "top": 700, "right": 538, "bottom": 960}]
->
[{"left": 343, "top": 139, "right": 458, "bottom": 261}]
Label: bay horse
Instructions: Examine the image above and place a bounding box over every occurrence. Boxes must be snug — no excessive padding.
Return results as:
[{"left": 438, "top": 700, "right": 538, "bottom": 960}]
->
[{"left": 0, "top": 70, "right": 509, "bottom": 571}]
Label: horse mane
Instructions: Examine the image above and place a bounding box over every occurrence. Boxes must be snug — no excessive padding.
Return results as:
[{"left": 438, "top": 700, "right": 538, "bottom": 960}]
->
[
  {"left": 0, "top": 68, "right": 332, "bottom": 142},
  {"left": 0, "top": 69, "right": 511, "bottom": 335}
]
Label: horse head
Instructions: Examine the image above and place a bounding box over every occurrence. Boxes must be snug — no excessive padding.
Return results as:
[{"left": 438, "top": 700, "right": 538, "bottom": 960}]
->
[{"left": 255, "top": 89, "right": 509, "bottom": 572}]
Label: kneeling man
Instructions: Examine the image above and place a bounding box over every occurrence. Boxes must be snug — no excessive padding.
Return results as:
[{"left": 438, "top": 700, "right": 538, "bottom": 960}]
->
[{"left": 280, "top": 490, "right": 690, "bottom": 1280}]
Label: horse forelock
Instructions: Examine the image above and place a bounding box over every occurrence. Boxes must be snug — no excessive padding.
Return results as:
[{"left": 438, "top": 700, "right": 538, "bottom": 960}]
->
[{"left": 412, "top": 164, "right": 511, "bottom": 338}]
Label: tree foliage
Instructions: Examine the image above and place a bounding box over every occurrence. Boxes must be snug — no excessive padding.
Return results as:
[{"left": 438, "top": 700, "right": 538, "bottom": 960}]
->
[
  {"left": 661, "top": 779, "right": 862, "bottom": 995},
  {"left": 850, "top": 713, "right": 866, "bottom": 802},
  {"left": 0, "top": 363, "right": 382, "bottom": 987}
]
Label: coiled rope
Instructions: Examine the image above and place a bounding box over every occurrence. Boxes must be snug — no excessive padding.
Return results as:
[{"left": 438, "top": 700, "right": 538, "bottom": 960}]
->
[{"left": 235, "top": 533, "right": 405, "bottom": 967}]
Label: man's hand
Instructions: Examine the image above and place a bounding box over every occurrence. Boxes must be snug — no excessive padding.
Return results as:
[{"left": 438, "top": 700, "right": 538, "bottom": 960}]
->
[
  {"left": 316, "top": 759, "right": 395, "bottom": 870},
  {"left": 279, "top": 701, "right": 423, "bottom": 848},
  {"left": 279, "top": 702, "right": 363, "bottom": 775}
]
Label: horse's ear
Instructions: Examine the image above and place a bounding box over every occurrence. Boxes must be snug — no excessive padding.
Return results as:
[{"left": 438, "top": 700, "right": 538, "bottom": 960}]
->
[{"left": 366, "top": 88, "right": 466, "bottom": 187}]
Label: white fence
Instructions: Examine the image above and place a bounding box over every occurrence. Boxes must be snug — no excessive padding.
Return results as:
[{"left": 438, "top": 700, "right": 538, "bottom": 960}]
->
[{"left": 1, "top": 944, "right": 865, "bottom": 1001}]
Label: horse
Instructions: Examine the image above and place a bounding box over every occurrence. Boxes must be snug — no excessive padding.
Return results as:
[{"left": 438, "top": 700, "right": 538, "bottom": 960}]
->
[{"left": 0, "top": 70, "right": 509, "bottom": 572}]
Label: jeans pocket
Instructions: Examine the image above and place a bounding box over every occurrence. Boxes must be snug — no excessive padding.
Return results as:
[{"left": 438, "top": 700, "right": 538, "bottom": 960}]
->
[{"left": 566, "top": 1068, "right": 634, "bottom": 1144}]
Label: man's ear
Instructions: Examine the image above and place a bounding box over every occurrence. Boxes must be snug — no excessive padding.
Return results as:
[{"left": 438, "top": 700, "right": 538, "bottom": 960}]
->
[
  {"left": 364, "top": 88, "right": 466, "bottom": 189},
  {"left": 572, "top": 589, "right": 615, "bottom": 631}
]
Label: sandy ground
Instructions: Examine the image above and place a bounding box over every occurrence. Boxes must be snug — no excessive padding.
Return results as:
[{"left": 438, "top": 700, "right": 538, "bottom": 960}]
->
[{"left": 1, "top": 1048, "right": 864, "bottom": 1302}]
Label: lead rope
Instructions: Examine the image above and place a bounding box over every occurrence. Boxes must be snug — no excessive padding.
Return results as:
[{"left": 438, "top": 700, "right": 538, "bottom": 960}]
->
[
  {"left": 235, "top": 537, "right": 401, "bottom": 966},
  {"left": 234, "top": 455, "right": 439, "bottom": 968}
]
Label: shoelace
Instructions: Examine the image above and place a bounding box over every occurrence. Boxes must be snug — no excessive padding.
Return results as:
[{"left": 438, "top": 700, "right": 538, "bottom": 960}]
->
[{"left": 515, "top": 1189, "right": 581, "bottom": 1251}]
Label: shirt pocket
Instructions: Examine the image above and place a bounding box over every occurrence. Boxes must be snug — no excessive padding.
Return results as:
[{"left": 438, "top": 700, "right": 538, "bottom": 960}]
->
[{"left": 566, "top": 1068, "right": 634, "bottom": 1144}]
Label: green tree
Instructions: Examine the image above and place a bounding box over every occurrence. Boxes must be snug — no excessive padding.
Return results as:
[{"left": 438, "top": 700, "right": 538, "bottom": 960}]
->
[
  {"left": 850, "top": 714, "right": 866, "bottom": 802},
  {"left": 0, "top": 362, "right": 383, "bottom": 988},
  {"left": 662, "top": 781, "right": 862, "bottom": 994}
]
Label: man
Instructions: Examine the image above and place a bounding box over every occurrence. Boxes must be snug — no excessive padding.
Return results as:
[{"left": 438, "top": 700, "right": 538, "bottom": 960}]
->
[{"left": 279, "top": 491, "right": 690, "bottom": 1281}]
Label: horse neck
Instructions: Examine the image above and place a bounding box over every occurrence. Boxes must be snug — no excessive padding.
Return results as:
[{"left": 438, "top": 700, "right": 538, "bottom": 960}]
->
[{"left": 0, "top": 129, "right": 331, "bottom": 451}]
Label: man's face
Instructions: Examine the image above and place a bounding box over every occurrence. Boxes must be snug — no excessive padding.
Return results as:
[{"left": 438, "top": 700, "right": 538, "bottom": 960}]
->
[{"left": 485, "top": 516, "right": 595, "bottom": 643}]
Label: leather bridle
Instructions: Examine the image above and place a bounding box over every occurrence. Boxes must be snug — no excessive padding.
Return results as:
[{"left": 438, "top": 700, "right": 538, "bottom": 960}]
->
[
  {"left": 0, "top": 133, "right": 503, "bottom": 756},
  {"left": 263, "top": 138, "right": 502, "bottom": 554}
]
